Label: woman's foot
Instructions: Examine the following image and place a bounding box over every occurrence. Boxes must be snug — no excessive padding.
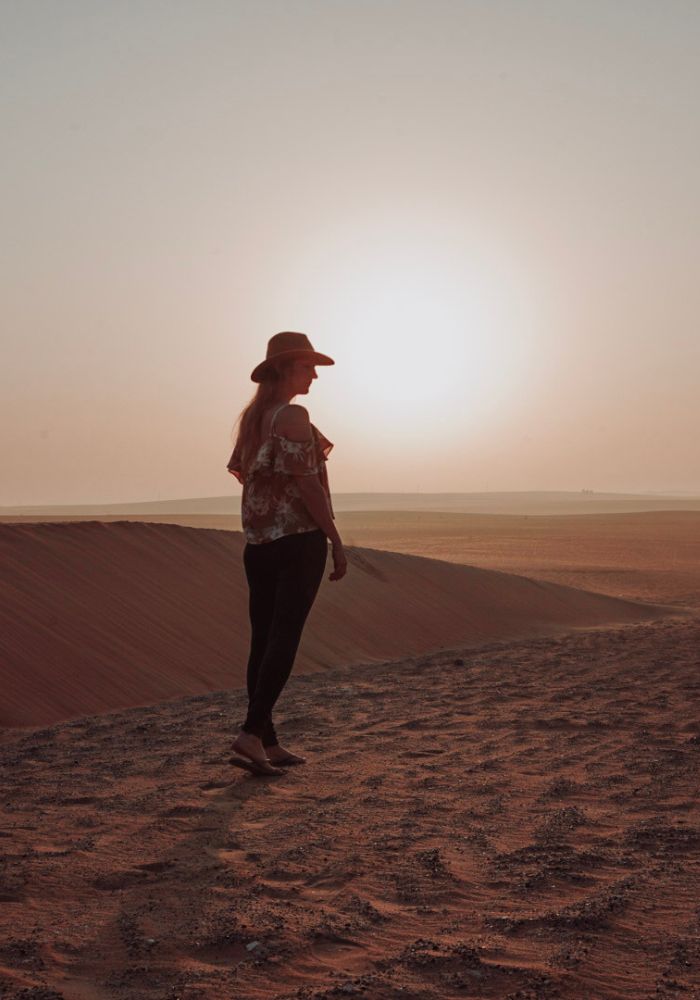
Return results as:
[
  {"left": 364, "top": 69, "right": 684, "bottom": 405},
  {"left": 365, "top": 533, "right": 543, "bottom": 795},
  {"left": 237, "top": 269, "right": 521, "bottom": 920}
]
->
[
  {"left": 232, "top": 731, "right": 268, "bottom": 766},
  {"left": 265, "top": 744, "right": 307, "bottom": 766},
  {"left": 231, "top": 731, "right": 285, "bottom": 775}
]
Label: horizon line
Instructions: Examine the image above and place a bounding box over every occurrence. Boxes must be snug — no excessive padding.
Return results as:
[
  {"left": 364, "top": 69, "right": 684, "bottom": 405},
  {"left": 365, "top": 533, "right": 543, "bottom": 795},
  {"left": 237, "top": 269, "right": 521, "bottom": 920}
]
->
[{"left": 3, "top": 488, "right": 700, "bottom": 511}]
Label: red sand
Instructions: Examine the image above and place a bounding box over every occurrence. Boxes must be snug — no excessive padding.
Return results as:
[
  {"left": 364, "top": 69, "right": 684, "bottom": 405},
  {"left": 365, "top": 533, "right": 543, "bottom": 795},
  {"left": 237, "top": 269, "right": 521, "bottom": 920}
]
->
[
  {"left": 0, "top": 520, "right": 664, "bottom": 730},
  {"left": 1, "top": 514, "right": 698, "bottom": 999},
  {"left": 0, "top": 619, "right": 698, "bottom": 998}
]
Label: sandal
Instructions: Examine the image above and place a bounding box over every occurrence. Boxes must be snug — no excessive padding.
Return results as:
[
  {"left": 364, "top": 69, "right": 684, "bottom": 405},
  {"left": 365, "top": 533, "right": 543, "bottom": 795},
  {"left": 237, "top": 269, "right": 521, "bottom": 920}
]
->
[
  {"left": 265, "top": 751, "right": 306, "bottom": 766},
  {"left": 228, "top": 753, "right": 286, "bottom": 776}
]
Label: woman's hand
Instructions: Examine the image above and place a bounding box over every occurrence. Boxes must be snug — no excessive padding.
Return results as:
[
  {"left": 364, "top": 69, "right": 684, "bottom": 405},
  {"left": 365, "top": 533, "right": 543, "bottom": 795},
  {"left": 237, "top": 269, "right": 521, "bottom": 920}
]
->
[{"left": 329, "top": 541, "right": 347, "bottom": 581}]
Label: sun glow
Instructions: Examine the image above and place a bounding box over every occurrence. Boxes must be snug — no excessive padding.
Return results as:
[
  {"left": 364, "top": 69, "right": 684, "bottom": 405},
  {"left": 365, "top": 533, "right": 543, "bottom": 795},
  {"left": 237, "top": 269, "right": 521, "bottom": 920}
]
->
[{"left": 316, "top": 250, "right": 537, "bottom": 436}]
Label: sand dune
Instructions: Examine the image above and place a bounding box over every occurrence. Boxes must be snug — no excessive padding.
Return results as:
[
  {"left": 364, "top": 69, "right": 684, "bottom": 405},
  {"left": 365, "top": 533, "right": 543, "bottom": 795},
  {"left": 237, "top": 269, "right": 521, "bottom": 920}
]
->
[
  {"left": 6, "top": 509, "right": 697, "bottom": 609},
  {"left": 0, "top": 617, "right": 698, "bottom": 998},
  {"left": 0, "top": 520, "right": 666, "bottom": 730}
]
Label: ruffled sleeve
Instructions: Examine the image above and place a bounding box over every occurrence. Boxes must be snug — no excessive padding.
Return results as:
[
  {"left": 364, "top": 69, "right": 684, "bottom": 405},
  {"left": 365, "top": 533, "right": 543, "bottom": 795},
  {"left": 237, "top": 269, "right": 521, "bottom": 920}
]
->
[
  {"left": 314, "top": 426, "right": 333, "bottom": 460},
  {"left": 226, "top": 445, "right": 244, "bottom": 485},
  {"left": 272, "top": 425, "right": 332, "bottom": 476},
  {"left": 273, "top": 436, "right": 321, "bottom": 476}
]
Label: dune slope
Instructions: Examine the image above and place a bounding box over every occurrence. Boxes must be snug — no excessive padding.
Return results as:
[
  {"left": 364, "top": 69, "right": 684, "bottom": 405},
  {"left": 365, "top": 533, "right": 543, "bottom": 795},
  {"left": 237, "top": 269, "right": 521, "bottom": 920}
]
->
[{"left": 0, "top": 520, "right": 666, "bottom": 728}]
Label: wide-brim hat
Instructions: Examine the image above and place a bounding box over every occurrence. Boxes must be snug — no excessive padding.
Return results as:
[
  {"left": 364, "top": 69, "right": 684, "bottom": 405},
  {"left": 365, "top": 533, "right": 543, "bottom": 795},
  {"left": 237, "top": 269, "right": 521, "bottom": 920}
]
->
[{"left": 251, "top": 331, "right": 335, "bottom": 383}]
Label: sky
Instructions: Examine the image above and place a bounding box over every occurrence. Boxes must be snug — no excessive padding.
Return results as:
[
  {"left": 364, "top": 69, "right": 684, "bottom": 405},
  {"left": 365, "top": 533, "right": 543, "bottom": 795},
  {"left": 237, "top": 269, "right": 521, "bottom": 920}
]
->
[{"left": 2, "top": 0, "right": 699, "bottom": 505}]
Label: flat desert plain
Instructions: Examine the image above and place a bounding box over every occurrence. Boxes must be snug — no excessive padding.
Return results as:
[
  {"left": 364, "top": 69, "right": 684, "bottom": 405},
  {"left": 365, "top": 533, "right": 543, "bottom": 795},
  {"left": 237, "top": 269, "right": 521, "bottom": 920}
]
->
[{"left": 0, "top": 508, "right": 699, "bottom": 999}]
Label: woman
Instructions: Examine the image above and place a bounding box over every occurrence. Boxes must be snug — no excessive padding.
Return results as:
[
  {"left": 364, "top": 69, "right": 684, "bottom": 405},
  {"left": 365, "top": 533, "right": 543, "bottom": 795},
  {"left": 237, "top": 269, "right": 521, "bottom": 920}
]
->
[{"left": 226, "top": 331, "right": 347, "bottom": 776}]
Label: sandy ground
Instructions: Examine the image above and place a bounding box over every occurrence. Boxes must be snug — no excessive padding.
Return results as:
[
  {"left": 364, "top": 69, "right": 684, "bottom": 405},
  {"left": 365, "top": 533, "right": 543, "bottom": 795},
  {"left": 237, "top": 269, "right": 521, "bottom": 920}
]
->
[
  {"left": 336, "top": 511, "right": 700, "bottom": 610},
  {"left": 0, "top": 618, "right": 699, "bottom": 999},
  {"left": 1, "top": 511, "right": 699, "bottom": 998}
]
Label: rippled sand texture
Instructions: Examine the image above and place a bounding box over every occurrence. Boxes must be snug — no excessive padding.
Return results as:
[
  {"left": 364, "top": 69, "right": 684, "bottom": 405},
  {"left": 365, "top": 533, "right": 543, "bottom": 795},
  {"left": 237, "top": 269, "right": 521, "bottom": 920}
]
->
[
  {"left": 1, "top": 618, "right": 699, "bottom": 999},
  {"left": 0, "top": 520, "right": 663, "bottom": 728}
]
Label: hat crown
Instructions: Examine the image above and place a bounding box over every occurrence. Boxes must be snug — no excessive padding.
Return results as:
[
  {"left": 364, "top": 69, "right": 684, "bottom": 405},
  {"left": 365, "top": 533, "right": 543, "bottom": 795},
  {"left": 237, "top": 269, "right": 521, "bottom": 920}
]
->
[{"left": 266, "top": 331, "right": 315, "bottom": 360}]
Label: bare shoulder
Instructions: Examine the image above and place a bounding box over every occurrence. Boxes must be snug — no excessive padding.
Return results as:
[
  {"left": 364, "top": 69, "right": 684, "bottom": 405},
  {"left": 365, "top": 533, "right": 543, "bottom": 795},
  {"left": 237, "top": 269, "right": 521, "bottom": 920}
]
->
[{"left": 275, "top": 404, "right": 313, "bottom": 441}]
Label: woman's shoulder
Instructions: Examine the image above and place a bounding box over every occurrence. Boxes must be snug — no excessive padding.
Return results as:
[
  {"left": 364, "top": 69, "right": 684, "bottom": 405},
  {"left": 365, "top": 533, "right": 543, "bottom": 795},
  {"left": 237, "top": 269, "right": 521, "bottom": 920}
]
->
[
  {"left": 274, "top": 404, "right": 312, "bottom": 440},
  {"left": 271, "top": 405, "right": 332, "bottom": 460}
]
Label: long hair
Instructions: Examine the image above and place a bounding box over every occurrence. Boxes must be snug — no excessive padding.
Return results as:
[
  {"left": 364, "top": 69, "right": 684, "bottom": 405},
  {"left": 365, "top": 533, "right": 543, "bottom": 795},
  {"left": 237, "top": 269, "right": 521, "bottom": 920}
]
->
[{"left": 230, "top": 362, "right": 293, "bottom": 478}]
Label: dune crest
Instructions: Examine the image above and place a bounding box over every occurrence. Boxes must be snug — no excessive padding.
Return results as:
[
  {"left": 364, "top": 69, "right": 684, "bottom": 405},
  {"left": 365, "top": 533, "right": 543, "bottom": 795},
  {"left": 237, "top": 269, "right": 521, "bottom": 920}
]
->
[{"left": 0, "top": 521, "right": 667, "bottom": 729}]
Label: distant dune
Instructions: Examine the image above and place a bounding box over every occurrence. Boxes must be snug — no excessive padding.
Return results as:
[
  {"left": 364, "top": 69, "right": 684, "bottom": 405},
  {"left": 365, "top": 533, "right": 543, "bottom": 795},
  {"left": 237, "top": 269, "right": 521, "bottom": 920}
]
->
[
  {"left": 0, "top": 520, "right": 667, "bottom": 730},
  {"left": 3, "top": 489, "right": 700, "bottom": 518}
]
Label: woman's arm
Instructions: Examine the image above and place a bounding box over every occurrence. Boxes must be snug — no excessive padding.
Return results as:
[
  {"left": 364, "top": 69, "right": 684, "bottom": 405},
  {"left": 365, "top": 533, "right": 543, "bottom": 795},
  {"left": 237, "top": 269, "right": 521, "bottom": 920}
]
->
[
  {"left": 295, "top": 475, "right": 341, "bottom": 547},
  {"left": 279, "top": 405, "right": 347, "bottom": 581},
  {"left": 295, "top": 476, "right": 347, "bottom": 581}
]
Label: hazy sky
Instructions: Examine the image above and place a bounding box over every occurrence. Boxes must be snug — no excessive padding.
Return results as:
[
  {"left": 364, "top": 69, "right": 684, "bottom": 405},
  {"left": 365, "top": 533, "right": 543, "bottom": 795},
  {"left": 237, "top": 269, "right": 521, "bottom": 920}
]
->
[{"left": 2, "top": 0, "right": 699, "bottom": 504}]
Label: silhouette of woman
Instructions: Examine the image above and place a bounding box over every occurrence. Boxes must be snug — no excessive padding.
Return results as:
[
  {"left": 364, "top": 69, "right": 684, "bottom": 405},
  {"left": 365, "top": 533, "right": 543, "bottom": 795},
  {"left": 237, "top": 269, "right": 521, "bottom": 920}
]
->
[{"left": 226, "top": 332, "right": 347, "bottom": 775}]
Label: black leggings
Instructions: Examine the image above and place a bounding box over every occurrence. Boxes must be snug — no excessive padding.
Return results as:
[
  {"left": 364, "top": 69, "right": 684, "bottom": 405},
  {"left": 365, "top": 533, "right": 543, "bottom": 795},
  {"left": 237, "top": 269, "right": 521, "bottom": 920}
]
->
[{"left": 242, "top": 529, "right": 327, "bottom": 744}]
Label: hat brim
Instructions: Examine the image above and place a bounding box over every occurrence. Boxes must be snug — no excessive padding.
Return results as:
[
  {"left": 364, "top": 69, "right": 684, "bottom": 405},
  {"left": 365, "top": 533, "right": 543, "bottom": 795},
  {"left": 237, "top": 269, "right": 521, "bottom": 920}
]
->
[{"left": 251, "top": 349, "right": 335, "bottom": 383}]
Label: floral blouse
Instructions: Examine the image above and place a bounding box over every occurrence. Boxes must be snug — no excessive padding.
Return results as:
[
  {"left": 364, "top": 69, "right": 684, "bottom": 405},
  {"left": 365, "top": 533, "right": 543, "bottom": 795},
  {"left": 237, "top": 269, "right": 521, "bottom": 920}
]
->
[{"left": 227, "top": 420, "right": 334, "bottom": 544}]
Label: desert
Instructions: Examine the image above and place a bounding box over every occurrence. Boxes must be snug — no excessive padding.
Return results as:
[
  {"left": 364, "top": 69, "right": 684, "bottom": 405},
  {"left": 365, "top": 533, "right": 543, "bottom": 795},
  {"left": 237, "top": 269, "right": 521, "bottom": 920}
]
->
[
  {"left": 5, "top": 2, "right": 700, "bottom": 996},
  {"left": 1, "top": 503, "right": 699, "bottom": 999}
]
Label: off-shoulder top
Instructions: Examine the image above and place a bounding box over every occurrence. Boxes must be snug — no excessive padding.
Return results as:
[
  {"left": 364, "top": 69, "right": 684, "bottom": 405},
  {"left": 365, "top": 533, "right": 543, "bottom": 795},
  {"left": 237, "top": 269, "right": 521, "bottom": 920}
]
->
[{"left": 227, "top": 404, "right": 334, "bottom": 544}]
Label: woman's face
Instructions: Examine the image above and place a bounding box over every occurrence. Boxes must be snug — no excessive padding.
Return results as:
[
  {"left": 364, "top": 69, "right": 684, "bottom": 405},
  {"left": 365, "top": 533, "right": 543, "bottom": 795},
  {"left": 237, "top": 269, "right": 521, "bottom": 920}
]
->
[{"left": 286, "top": 359, "right": 318, "bottom": 396}]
